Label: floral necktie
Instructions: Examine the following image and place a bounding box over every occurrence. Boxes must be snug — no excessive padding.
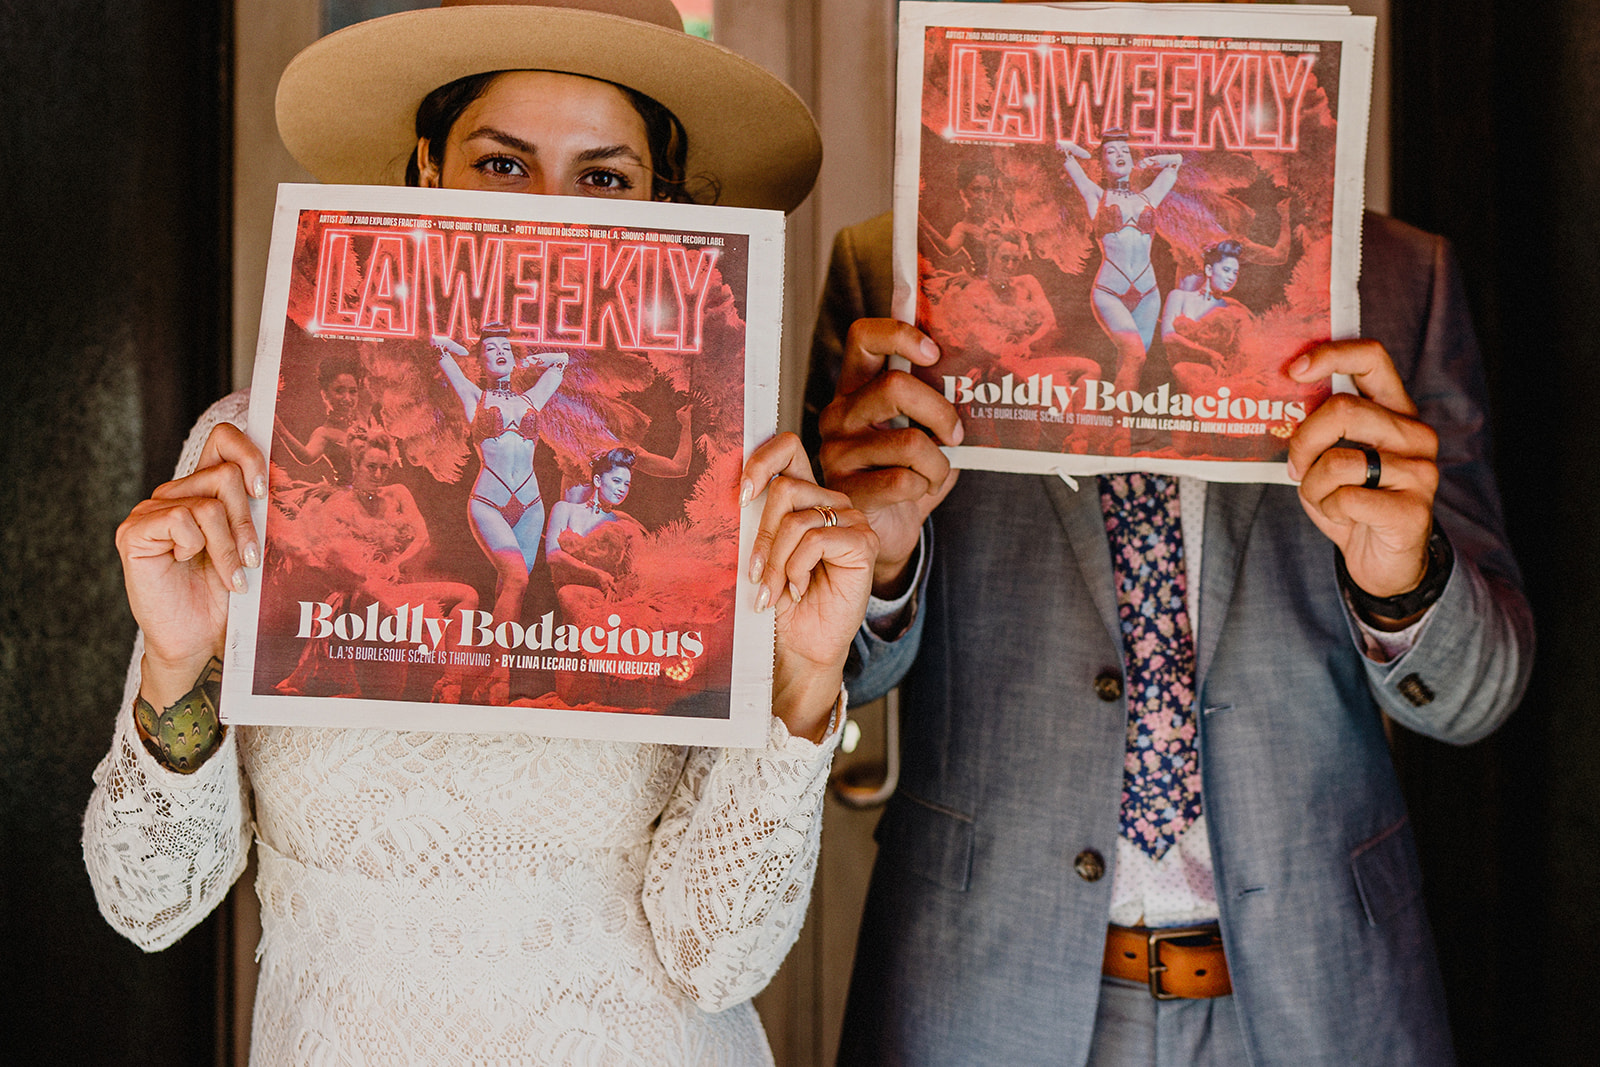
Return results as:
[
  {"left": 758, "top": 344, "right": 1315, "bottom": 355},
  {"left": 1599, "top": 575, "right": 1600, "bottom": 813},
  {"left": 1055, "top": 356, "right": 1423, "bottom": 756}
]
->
[{"left": 1099, "top": 473, "right": 1200, "bottom": 860}]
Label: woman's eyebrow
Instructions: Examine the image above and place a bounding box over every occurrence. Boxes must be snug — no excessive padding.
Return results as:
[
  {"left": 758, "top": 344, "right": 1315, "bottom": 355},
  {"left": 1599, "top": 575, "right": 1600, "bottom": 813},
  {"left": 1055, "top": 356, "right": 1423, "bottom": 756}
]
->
[
  {"left": 458, "top": 127, "right": 644, "bottom": 166},
  {"left": 460, "top": 126, "right": 539, "bottom": 156},
  {"left": 573, "top": 145, "right": 646, "bottom": 166}
]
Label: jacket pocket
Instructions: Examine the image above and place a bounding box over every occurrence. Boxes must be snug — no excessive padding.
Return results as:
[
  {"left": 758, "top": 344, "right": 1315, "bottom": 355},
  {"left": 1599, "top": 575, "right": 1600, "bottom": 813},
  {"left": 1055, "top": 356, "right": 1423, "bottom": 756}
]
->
[
  {"left": 1350, "top": 815, "right": 1424, "bottom": 927},
  {"left": 875, "top": 790, "right": 974, "bottom": 892}
]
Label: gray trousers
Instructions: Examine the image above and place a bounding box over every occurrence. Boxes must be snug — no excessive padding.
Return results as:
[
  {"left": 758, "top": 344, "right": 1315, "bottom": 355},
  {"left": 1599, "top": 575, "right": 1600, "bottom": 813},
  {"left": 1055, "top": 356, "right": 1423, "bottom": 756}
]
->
[{"left": 1085, "top": 978, "right": 1249, "bottom": 1067}]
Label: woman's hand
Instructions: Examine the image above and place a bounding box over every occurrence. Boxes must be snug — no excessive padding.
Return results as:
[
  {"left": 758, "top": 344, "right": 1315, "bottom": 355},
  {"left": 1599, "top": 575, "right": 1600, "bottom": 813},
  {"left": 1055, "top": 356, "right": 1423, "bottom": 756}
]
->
[
  {"left": 1058, "top": 139, "right": 1091, "bottom": 160},
  {"left": 528, "top": 351, "right": 571, "bottom": 370},
  {"left": 741, "top": 433, "right": 878, "bottom": 743},
  {"left": 115, "top": 423, "right": 267, "bottom": 707}
]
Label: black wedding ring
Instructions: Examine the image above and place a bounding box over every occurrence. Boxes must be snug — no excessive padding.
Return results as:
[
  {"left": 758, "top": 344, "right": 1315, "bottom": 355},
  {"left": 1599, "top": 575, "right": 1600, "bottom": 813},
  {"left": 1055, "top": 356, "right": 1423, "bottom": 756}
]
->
[{"left": 1360, "top": 446, "right": 1382, "bottom": 490}]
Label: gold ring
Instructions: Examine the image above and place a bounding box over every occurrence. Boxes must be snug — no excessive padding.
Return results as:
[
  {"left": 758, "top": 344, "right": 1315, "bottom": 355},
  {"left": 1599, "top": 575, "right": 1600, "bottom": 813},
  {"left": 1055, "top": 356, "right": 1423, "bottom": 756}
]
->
[{"left": 811, "top": 504, "right": 838, "bottom": 527}]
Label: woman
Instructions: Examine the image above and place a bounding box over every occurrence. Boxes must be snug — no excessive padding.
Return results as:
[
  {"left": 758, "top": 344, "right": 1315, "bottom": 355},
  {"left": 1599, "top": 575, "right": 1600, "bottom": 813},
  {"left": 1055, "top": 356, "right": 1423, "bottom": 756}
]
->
[
  {"left": 1161, "top": 239, "right": 1253, "bottom": 393},
  {"left": 1058, "top": 130, "right": 1183, "bottom": 393},
  {"left": 543, "top": 448, "right": 659, "bottom": 709},
  {"left": 545, "top": 447, "right": 641, "bottom": 600},
  {"left": 932, "top": 229, "right": 1056, "bottom": 363},
  {"left": 918, "top": 158, "right": 1013, "bottom": 277},
  {"left": 271, "top": 353, "right": 364, "bottom": 484},
  {"left": 433, "top": 325, "right": 568, "bottom": 625},
  {"left": 274, "top": 427, "right": 479, "bottom": 699},
  {"left": 84, "top": 3, "right": 870, "bottom": 1064},
  {"left": 561, "top": 403, "right": 693, "bottom": 505}
]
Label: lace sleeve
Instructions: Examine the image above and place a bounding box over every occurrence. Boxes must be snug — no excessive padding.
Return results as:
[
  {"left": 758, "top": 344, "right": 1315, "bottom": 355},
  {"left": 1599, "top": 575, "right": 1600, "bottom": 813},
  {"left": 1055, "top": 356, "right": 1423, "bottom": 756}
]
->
[
  {"left": 81, "top": 392, "right": 256, "bottom": 951},
  {"left": 642, "top": 704, "right": 843, "bottom": 1012}
]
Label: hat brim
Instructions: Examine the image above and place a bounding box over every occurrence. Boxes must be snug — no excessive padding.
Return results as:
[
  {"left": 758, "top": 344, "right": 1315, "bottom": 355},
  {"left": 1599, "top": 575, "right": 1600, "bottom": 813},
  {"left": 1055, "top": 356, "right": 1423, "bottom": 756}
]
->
[{"left": 275, "top": 6, "right": 820, "bottom": 213}]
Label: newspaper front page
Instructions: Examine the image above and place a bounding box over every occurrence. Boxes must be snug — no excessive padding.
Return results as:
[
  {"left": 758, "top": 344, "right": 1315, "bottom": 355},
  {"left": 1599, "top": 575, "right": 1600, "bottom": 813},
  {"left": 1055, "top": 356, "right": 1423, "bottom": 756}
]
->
[
  {"left": 895, "top": 2, "right": 1375, "bottom": 482},
  {"left": 221, "top": 184, "right": 783, "bottom": 746}
]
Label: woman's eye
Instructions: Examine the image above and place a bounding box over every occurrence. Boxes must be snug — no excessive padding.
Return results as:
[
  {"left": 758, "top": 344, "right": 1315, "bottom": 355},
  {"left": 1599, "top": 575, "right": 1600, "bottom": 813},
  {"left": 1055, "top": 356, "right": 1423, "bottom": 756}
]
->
[
  {"left": 475, "top": 155, "right": 526, "bottom": 178},
  {"left": 579, "top": 169, "right": 636, "bottom": 194}
]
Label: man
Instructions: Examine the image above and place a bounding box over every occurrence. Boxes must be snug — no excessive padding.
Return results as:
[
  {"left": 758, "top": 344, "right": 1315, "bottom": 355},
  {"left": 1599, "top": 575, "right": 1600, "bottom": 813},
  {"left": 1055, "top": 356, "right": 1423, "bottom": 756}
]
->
[{"left": 806, "top": 199, "right": 1531, "bottom": 1062}]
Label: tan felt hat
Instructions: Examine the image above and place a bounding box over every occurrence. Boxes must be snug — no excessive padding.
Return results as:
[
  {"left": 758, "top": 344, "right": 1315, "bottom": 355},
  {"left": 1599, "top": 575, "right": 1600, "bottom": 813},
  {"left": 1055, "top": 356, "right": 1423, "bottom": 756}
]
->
[{"left": 275, "top": 0, "right": 821, "bottom": 213}]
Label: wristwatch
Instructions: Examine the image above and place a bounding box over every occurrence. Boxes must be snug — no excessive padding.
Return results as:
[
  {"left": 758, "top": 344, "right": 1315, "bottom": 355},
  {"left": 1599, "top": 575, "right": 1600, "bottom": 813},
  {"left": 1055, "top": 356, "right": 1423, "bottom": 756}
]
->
[{"left": 1335, "top": 526, "right": 1454, "bottom": 624}]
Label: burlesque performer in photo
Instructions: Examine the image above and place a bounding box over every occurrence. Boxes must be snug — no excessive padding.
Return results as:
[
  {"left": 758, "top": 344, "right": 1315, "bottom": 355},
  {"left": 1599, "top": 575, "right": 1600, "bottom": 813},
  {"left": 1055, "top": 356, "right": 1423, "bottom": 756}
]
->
[
  {"left": 84, "top": 3, "right": 883, "bottom": 1064},
  {"left": 545, "top": 447, "right": 642, "bottom": 603},
  {"left": 1058, "top": 130, "right": 1184, "bottom": 393},
  {"left": 433, "top": 323, "right": 568, "bottom": 627},
  {"left": 1169, "top": 197, "right": 1292, "bottom": 292},
  {"left": 560, "top": 401, "right": 693, "bottom": 508},
  {"left": 272, "top": 353, "right": 365, "bottom": 484},
  {"left": 928, "top": 229, "right": 1056, "bottom": 363},
  {"left": 1161, "top": 239, "right": 1255, "bottom": 394},
  {"left": 917, "top": 159, "right": 1015, "bottom": 278},
  {"left": 541, "top": 445, "right": 732, "bottom": 710},
  {"left": 274, "top": 426, "right": 479, "bottom": 698}
]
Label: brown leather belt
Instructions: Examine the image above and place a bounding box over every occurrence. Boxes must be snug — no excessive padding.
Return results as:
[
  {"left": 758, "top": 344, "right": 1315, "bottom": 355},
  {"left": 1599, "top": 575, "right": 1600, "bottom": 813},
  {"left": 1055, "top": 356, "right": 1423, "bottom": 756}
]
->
[{"left": 1103, "top": 923, "right": 1233, "bottom": 999}]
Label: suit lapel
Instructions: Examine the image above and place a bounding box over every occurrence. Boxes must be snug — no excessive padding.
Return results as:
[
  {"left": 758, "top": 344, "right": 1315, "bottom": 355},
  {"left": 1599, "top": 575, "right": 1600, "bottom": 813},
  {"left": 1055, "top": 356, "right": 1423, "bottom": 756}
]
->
[
  {"left": 1041, "top": 475, "right": 1121, "bottom": 646},
  {"left": 1196, "top": 482, "right": 1267, "bottom": 685}
]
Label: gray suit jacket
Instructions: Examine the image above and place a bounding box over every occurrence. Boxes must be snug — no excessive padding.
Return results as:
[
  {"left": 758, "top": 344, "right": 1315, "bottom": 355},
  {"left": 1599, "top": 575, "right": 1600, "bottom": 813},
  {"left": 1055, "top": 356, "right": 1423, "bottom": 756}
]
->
[{"left": 804, "top": 212, "right": 1533, "bottom": 1066}]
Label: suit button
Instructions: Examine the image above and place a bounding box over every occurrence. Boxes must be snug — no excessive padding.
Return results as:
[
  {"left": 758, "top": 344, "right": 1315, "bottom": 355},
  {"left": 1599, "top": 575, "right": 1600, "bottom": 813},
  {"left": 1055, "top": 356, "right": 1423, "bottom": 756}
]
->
[
  {"left": 1074, "top": 849, "right": 1105, "bottom": 882},
  {"left": 1094, "top": 671, "right": 1123, "bottom": 701},
  {"left": 1398, "top": 673, "right": 1435, "bottom": 707}
]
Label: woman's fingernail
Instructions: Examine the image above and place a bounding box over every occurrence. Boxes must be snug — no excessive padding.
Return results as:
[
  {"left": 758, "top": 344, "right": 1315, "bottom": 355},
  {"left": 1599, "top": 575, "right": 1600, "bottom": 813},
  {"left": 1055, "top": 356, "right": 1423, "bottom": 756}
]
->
[
  {"left": 789, "top": 581, "right": 804, "bottom": 604},
  {"left": 920, "top": 337, "right": 940, "bottom": 361},
  {"left": 1285, "top": 458, "right": 1301, "bottom": 481},
  {"left": 755, "top": 586, "right": 771, "bottom": 613},
  {"left": 1289, "top": 355, "right": 1311, "bottom": 377},
  {"left": 231, "top": 568, "right": 248, "bottom": 594},
  {"left": 739, "top": 479, "right": 754, "bottom": 506},
  {"left": 952, "top": 420, "right": 965, "bottom": 445},
  {"left": 253, "top": 474, "right": 268, "bottom": 499},
  {"left": 243, "top": 542, "right": 261, "bottom": 568},
  {"left": 749, "top": 554, "right": 765, "bottom": 584}
]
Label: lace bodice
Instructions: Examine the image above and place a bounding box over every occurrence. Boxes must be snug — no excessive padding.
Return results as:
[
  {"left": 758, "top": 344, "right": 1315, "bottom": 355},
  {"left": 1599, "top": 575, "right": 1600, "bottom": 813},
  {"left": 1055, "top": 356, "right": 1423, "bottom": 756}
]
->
[{"left": 83, "top": 393, "right": 839, "bottom": 1066}]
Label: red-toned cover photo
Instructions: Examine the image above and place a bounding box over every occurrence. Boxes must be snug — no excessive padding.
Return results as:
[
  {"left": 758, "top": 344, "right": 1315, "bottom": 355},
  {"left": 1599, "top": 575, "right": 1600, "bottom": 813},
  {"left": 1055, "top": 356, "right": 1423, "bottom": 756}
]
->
[
  {"left": 897, "top": 3, "right": 1374, "bottom": 481},
  {"left": 223, "top": 185, "right": 783, "bottom": 746}
]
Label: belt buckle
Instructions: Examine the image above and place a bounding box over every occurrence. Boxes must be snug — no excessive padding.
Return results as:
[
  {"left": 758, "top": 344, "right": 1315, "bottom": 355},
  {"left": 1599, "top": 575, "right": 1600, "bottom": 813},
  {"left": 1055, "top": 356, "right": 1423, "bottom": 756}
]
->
[{"left": 1145, "top": 923, "right": 1219, "bottom": 1000}]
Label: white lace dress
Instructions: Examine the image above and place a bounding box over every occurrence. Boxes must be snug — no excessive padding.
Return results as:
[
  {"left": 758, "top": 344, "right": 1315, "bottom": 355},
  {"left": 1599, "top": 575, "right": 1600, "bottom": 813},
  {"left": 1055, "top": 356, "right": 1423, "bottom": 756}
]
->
[{"left": 82, "top": 393, "right": 840, "bottom": 1066}]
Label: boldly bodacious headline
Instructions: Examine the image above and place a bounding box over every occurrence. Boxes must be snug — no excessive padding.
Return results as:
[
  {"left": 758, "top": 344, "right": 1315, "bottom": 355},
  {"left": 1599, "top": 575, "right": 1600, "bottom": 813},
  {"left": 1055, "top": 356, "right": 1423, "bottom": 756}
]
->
[{"left": 295, "top": 601, "right": 704, "bottom": 661}]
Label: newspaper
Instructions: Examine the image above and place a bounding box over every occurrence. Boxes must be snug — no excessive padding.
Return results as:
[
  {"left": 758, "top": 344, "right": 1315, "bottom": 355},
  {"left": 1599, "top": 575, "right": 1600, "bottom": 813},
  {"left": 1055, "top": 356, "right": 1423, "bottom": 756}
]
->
[
  {"left": 894, "top": 2, "right": 1375, "bottom": 482},
  {"left": 221, "top": 184, "right": 783, "bottom": 747}
]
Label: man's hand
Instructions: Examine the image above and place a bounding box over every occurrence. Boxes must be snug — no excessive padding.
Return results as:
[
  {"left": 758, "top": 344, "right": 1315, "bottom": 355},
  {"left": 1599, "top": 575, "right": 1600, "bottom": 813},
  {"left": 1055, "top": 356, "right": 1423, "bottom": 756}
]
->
[
  {"left": 816, "top": 318, "right": 962, "bottom": 597},
  {"left": 1287, "top": 339, "right": 1440, "bottom": 600}
]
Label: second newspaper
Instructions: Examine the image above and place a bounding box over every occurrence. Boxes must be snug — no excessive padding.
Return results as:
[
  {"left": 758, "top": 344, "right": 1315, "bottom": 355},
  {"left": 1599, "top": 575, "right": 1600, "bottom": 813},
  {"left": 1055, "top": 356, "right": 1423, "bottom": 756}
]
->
[{"left": 895, "top": 2, "right": 1375, "bottom": 482}]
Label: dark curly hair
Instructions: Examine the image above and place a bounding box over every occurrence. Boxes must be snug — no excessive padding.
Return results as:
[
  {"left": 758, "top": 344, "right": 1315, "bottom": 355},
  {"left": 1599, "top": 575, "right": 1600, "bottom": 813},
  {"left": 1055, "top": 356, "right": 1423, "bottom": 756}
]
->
[
  {"left": 317, "top": 353, "right": 362, "bottom": 389},
  {"left": 1204, "top": 240, "right": 1244, "bottom": 266},
  {"left": 590, "top": 447, "right": 637, "bottom": 480}
]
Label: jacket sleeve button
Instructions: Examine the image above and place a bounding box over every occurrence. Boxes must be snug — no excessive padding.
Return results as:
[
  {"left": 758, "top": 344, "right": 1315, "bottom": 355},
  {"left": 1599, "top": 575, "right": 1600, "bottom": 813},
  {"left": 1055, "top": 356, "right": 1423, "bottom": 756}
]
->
[
  {"left": 1397, "top": 673, "right": 1434, "bottom": 707},
  {"left": 1094, "top": 671, "right": 1124, "bottom": 701},
  {"left": 1073, "top": 849, "right": 1106, "bottom": 882}
]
